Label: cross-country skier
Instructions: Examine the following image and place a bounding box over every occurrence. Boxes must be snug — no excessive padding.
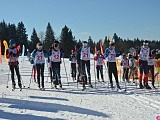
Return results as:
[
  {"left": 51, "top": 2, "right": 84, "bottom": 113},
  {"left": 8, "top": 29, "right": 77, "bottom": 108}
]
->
[
  {"left": 148, "top": 49, "right": 156, "bottom": 89},
  {"left": 138, "top": 40, "right": 151, "bottom": 89},
  {"left": 76, "top": 41, "right": 94, "bottom": 90},
  {"left": 104, "top": 42, "right": 121, "bottom": 89},
  {"left": 128, "top": 54, "right": 136, "bottom": 83},
  {"left": 69, "top": 50, "right": 77, "bottom": 81},
  {"left": 32, "top": 43, "right": 48, "bottom": 90},
  {"left": 6, "top": 39, "right": 22, "bottom": 90},
  {"left": 121, "top": 53, "right": 129, "bottom": 83},
  {"left": 94, "top": 50, "right": 105, "bottom": 82},
  {"left": 49, "top": 40, "right": 64, "bottom": 89}
]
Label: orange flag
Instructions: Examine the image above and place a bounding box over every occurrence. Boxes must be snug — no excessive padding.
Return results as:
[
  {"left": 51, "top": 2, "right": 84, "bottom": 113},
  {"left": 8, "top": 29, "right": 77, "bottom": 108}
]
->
[
  {"left": 3, "top": 40, "right": 9, "bottom": 62},
  {"left": 0, "top": 40, "right": 2, "bottom": 63}
]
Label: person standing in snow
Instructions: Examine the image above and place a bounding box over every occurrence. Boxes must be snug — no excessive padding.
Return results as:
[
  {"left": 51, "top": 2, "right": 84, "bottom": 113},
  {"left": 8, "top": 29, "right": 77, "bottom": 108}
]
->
[
  {"left": 49, "top": 41, "right": 64, "bottom": 89},
  {"left": 120, "top": 53, "right": 129, "bottom": 83},
  {"left": 76, "top": 41, "right": 94, "bottom": 89},
  {"left": 32, "top": 43, "right": 48, "bottom": 90},
  {"left": 94, "top": 50, "right": 105, "bottom": 82},
  {"left": 128, "top": 54, "right": 136, "bottom": 83},
  {"left": 137, "top": 40, "right": 151, "bottom": 89},
  {"left": 6, "top": 39, "right": 22, "bottom": 90},
  {"left": 69, "top": 50, "right": 77, "bottom": 81},
  {"left": 104, "top": 42, "right": 121, "bottom": 89}
]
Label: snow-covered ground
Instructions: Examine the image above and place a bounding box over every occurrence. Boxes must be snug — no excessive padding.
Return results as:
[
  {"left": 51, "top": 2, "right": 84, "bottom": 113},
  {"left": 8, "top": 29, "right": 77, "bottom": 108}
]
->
[{"left": 0, "top": 57, "right": 160, "bottom": 120}]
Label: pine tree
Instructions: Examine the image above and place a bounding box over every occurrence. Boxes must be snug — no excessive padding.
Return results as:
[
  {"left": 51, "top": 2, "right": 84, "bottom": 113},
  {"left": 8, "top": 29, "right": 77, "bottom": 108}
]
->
[
  {"left": 16, "top": 21, "right": 28, "bottom": 54},
  {"left": 103, "top": 36, "right": 109, "bottom": 50},
  {"left": 0, "top": 20, "right": 9, "bottom": 55},
  {"left": 44, "top": 22, "right": 55, "bottom": 51},
  {"left": 29, "top": 28, "right": 40, "bottom": 52},
  {"left": 8, "top": 23, "right": 17, "bottom": 40},
  {"left": 60, "top": 25, "right": 76, "bottom": 57},
  {"left": 88, "top": 36, "right": 94, "bottom": 50}
]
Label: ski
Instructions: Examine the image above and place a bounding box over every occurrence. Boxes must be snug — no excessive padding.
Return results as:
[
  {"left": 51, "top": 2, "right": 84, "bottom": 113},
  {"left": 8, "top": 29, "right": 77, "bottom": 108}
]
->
[{"left": 12, "top": 88, "right": 22, "bottom": 91}]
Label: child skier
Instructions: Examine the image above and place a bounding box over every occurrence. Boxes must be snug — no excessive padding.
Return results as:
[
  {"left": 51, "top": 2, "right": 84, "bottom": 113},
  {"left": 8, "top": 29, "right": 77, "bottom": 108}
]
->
[
  {"left": 32, "top": 43, "right": 48, "bottom": 90},
  {"left": 138, "top": 40, "right": 151, "bottom": 89},
  {"left": 104, "top": 42, "right": 121, "bottom": 89},
  {"left": 76, "top": 41, "right": 94, "bottom": 90},
  {"left": 69, "top": 50, "right": 77, "bottom": 81},
  {"left": 128, "top": 54, "right": 136, "bottom": 83},
  {"left": 6, "top": 39, "right": 22, "bottom": 90},
  {"left": 94, "top": 50, "right": 105, "bottom": 82},
  {"left": 120, "top": 54, "right": 129, "bottom": 83},
  {"left": 49, "top": 41, "right": 63, "bottom": 89}
]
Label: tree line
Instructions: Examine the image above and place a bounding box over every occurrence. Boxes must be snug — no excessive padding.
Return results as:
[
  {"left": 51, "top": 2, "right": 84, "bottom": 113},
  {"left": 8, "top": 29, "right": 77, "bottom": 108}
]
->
[{"left": 0, "top": 20, "right": 160, "bottom": 57}]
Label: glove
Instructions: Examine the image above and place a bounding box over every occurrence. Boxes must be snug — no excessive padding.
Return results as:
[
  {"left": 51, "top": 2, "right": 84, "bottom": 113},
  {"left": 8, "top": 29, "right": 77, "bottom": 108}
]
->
[{"left": 13, "top": 53, "right": 16, "bottom": 57}]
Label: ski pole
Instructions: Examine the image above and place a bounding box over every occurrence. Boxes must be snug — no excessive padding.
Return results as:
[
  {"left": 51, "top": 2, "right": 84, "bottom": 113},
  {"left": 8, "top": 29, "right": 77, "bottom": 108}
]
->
[
  {"left": 49, "top": 67, "right": 53, "bottom": 88},
  {"left": 123, "top": 68, "right": 128, "bottom": 91},
  {"left": 6, "top": 68, "right": 10, "bottom": 88},
  {"left": 63, "top": 58, "right": 69, "bottom": 87},
  {"left": 106, "top": 62, "right": 110, "bottom": 89},
  {"left": 28, "top": 68, "right": 33, "bottom": 88},
  {"left": 94, "top": 60, "right": 97, "bottom": 88}
]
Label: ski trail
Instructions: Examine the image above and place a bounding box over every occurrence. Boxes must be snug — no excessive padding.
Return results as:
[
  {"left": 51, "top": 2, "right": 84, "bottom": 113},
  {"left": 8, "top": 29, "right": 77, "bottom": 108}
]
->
[{"left": 131, "top": 95, "right": 160, "bottom": 110}]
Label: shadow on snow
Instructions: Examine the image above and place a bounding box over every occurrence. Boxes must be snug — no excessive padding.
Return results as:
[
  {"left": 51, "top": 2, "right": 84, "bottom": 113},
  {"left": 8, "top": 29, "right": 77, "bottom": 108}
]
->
[{"left": 0, "top": 97, "right": 108, "bottom": 118}]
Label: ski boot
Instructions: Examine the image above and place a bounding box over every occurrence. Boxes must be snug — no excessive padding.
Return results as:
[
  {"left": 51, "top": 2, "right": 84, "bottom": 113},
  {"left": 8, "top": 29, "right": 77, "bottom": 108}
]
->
[
  {"left": 89, "top": 84, "right": 93, "bottom": 88},
  {"left": 139, "top": 83, "right": 144, "bottom": 89},
  {"left": 145, "top": 83, "right": 152, "bottom": 89},
  {"left": 110, "top": 83, "right": 114, "bottom": 89},
  {"left": 41, "top": 87, "right": 45, "bottom": 91},
  {"left": 12, "top": 84, "right": 16, "bottom": 91},
  {"left": 151, "top": 83, "right": 157, "bottom": 89},
  {"left": 116, "top": 83, "right": 121, "bottom": 90}
]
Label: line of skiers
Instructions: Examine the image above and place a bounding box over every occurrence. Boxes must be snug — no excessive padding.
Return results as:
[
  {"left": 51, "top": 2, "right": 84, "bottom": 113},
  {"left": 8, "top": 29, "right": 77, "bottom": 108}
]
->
[{"left": 6, "top": 39, "right": 158, "bottom": 91}]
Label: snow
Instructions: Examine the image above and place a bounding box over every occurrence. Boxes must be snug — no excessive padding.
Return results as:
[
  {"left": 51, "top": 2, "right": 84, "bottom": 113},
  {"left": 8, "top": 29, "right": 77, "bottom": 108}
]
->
[{"left": 0, "top": 57, "right": 160, "bottom": 120}]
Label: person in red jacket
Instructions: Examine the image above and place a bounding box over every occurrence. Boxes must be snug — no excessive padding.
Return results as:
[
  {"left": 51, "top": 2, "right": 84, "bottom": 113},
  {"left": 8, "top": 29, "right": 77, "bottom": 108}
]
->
[{"left": 6, "top": 39, "right": 22, "bottom": 90}]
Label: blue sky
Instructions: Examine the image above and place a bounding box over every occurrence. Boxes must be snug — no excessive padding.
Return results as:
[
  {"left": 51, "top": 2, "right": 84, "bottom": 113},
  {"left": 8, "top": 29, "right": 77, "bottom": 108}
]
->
[{"left": 0, "top": 0, "right": 160, "bottom": 41}]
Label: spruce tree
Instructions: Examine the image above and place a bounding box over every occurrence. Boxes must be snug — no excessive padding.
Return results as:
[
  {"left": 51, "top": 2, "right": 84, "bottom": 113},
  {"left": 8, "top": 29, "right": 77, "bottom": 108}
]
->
[
  {"left": 44, "top": 22, "right": 55, "bottom": 51},
  {"left": 16, "top": 21, "right": 28, "bottom": 53},
  {"left": 60, "top": 25, "right": 76, "bottom": 57},
  {"left": 8, "top": 23, "right": 17, "bottom": 40},
  {"left": 88, "top": 36, "right": 94, "bottom": 50},
  {"left": 29, "top": 28, "right": 40, "bottom": 52},
  {"left": 0, "top": 20, "right": 9, "bottom": 54}
]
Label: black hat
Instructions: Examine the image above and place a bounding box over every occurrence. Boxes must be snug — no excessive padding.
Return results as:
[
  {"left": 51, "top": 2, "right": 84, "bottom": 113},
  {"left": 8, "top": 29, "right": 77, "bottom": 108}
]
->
[
  {"left": 83, "top": 41, "right": 88, "bottom": 43},
  {"left": 143, "top": 40, "right": 149, "bottom": 46},
  {"left": 110, "top": 42, "right": 115, "bottom": 46},
  {"left": 54, "top": 40, "right": 59, "bottom": 44}
]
